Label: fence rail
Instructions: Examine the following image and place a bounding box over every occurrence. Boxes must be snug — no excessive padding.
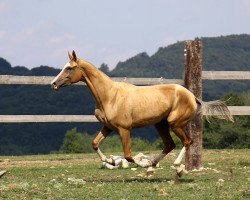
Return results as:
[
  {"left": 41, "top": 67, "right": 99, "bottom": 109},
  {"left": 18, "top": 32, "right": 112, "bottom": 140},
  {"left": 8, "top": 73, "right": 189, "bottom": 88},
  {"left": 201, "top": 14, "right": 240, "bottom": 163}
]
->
[
  {"left": 202, "top": 71, "right": 250, "bottom": 80},
  {"left": 0, "top": 75, "right": 183, "bottom": 85},
  {"left": 0, "top": 71, "right": 250, "bottom": 86},
  {"left": 0, "top": 106, "right": 249, "bottom": 123},
  {"left": 0, "top": 115, "right": 98, "bottom": 123}
]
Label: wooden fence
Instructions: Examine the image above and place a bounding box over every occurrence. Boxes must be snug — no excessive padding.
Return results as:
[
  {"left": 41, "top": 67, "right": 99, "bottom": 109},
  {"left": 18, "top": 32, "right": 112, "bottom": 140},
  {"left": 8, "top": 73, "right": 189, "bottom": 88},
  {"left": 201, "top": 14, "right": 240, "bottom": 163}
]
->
[
  {"left": 0, "top": 40, "right": 249, "bottom": 170},
  {"left": 0, "top": 71, "right": 249, "bottom": 123}
]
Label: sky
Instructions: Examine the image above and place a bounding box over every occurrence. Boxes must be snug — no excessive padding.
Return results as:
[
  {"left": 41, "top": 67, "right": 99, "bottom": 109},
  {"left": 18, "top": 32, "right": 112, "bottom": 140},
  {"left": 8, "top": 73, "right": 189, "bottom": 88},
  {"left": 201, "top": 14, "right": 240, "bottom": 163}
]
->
[{"left": 0, "top": 0, "right": 250, "bottom": 69}]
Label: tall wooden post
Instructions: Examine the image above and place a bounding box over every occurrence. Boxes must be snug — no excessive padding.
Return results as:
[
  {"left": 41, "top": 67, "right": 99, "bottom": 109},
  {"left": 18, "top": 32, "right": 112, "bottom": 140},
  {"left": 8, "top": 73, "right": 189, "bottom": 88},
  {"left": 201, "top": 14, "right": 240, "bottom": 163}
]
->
[{"left": 184, "top": 40, "right": 203, "bottom": 171}]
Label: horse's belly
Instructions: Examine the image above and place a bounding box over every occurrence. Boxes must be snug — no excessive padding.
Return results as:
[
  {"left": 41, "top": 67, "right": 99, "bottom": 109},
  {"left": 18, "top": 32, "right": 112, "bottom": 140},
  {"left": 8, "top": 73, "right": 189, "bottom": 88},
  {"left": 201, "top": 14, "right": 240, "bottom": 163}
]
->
[
  {"left": 131, "top": 103, "right": 170, "bottom": 127},
  {"left": 132, "top": 116, "right": 165, "bottom": 128}
]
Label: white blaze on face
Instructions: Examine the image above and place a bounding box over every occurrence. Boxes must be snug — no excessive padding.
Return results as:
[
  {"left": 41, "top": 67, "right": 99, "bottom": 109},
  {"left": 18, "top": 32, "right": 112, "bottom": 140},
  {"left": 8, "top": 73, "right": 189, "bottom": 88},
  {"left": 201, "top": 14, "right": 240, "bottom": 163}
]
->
[{"left": 51, "top": 62, "right": 71, "bottom": 84}]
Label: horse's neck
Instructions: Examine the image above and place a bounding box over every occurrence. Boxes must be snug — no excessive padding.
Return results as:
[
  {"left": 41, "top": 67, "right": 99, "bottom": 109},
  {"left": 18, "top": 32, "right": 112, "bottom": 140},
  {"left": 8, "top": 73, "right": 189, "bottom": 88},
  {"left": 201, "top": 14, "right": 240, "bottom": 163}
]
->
[{"left": 79, "top": 60, "right": 114, "bottom": 108}]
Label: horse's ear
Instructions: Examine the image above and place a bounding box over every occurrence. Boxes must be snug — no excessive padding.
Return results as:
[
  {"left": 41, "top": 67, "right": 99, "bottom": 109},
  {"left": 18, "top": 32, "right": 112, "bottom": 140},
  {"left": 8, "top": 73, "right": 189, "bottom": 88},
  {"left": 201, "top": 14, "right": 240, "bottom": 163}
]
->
[
  {"left": 72, "top": 50, "right": 77, "bottom": 62},
  {"left": 68, "top": 51, "right": 73, "bottom": 60}
]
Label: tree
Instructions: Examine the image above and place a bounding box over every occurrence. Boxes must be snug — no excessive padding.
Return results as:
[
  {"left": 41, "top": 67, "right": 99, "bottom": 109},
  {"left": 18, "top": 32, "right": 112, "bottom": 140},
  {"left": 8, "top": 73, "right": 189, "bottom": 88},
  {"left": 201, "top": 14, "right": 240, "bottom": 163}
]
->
[
  {"left": 99, "top": 63, "right": 110, "bottom": 74},
  {"left": 0, "top": 57, "right": 12, "bottom": 74}
]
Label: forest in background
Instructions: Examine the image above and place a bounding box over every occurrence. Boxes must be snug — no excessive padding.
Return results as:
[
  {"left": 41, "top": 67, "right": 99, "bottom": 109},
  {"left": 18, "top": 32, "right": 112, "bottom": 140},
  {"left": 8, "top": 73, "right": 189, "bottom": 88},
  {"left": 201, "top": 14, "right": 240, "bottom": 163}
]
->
[{"left": 0, "top": 34, "right": 249, "bottom": 155}]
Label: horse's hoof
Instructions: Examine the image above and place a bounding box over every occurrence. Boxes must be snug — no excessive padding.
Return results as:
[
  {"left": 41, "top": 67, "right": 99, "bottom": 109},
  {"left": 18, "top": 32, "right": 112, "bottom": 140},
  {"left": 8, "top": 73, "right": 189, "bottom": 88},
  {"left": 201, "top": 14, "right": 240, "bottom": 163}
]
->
[
  {"left": 146, "top": 166, "right": 155, "bottom": 177},
  {"left": 175, "top": 164, "right": 185, "bottom": 177},
  {"left": 146, "top": 170, "right": 154, "bottom": 177},
  {"left": 177, "top": 169, "right": 184, "bottom": 177},
  {"left": 122, "top": 159, "right": 129, "bottom": 168}
]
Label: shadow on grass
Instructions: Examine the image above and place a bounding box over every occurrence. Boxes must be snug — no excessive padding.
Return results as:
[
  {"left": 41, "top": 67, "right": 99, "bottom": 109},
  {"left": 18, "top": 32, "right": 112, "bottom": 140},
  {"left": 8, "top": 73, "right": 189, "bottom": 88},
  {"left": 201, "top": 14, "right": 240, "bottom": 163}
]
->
[
  {"left": 86, "top": 177, "right": 195, "bottom": 184},
  {"left": 124, "top": 177, "right": 194, "bottom": 184}
]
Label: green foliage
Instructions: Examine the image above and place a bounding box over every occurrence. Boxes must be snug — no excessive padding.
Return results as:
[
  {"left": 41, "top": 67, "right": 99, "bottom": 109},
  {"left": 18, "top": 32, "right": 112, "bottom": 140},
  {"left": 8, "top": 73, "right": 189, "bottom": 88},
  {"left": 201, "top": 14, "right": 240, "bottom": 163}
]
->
[
  {"left": 203, "top": 93, "right": 250, "bottom": 149},
  {"left": 153, "top": 133, "right": 182, "bottom": 150},
  {"left": 111, "top": 34, "right": 250, "bottom": 79},
  {"left": 60, "top": 128, "right": 93, "bottom": 153},
  {"left": 203, "top": 118, "right": 250, "bottom": 149},
  {"left": 131, "top": 137, "right": 153, "bottom": 152},
  {"left": 221, "top": 92, "right": 245, "bottom": 106},
  {"left": 0, "top": 57, "right": 12, "bottom": 74},
  {"left": 99, "top": 135, "right": 123, "bottom": 152},
  {"left": 59, "top": 129, "right": 173, "bottom": 154},
  {"left": 111, "top": 52, "right": 152, "bottom": 77},
  {"left": 99, "top": 63, "right": 110, "bottom": 74},
  {"left": 240, "top": 91, "right": 250, "bottom": 105}
]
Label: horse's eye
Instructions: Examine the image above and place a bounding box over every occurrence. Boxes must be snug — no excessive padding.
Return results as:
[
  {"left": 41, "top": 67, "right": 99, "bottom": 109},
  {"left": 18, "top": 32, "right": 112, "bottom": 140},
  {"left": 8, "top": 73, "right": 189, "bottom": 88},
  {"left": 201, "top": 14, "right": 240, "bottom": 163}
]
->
[{"left": 66, "top": 67, "right": 72, "bottom": 71}]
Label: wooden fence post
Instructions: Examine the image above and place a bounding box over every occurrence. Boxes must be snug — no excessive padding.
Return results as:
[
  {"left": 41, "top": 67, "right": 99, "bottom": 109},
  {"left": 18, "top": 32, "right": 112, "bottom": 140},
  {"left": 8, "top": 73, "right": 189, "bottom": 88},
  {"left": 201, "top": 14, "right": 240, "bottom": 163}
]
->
[{"left": 184, "top": 40, "right": 203, "bottom": 171}]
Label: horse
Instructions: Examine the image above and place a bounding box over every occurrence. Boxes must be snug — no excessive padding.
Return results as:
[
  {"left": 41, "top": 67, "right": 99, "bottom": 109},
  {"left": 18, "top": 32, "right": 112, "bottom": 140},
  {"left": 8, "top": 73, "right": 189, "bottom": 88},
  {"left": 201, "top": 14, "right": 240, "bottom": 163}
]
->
[{"left": 51, "top": 51, "right": 233, "bottom": 176}]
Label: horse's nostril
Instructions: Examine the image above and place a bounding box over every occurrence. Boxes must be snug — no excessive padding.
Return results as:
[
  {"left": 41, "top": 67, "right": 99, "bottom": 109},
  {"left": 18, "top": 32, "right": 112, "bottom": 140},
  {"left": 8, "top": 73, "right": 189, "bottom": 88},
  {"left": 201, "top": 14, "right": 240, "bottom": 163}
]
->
[{"left": 51, "top": 82, "right": 58, "bottom": 90}]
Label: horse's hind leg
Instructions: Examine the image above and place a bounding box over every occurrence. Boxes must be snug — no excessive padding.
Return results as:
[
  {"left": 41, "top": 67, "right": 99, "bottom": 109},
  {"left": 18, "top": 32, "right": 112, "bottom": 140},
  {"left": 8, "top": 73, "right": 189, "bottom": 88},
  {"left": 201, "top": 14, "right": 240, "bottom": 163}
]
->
[
  {"left": 153, "top": 120, "right": 176, "bottom": 164},
  {"left": 171, "top": 127, "right": 193, "bottom": 177},
  {"left": 146, "top": 120, "right": 176, "bottom": 176},
  {"left": 172, "top": 127, "right": 193, "bottom": 149}
]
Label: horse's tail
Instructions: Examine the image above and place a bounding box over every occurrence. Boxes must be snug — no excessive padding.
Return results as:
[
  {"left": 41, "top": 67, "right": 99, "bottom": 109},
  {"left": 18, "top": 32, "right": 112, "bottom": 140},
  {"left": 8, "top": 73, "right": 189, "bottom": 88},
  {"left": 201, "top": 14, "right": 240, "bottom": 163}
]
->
[{"left": 195, "top": 98, "right": 234, "bottom": 122}]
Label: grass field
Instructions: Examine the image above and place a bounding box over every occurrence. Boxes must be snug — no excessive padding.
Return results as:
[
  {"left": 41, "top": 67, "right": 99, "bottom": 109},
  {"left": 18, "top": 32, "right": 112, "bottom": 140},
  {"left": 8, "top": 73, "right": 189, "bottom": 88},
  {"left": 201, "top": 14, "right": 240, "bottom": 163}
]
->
[{"left": 0, "top": 149, "right": 249, "bottom": 199}]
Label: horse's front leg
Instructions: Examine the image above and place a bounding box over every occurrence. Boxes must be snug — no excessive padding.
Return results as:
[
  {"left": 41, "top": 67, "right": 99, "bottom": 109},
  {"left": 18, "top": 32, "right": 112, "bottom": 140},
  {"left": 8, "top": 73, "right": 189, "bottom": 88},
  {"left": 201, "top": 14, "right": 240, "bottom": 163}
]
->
[
  {"left": 119, "top": 128, "right": 153, "bottom": 167},
  {"left": 92, "top": 126, "right": 113, "bottom": 164},
  {"left": 118, "top": 128, "right": 134, "bottom": 163}
]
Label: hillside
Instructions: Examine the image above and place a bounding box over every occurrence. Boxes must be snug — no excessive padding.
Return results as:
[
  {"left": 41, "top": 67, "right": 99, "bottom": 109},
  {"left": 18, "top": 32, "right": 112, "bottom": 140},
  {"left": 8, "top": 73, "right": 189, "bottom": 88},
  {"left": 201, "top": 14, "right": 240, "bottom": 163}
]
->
[
  {"left": 111, "top": 34, "right": 250, "bottom": 99},
  {"left": 0, "top": 34, "right": 249, "bottom": 155},
  {"left": 111, "top": 34, "right": 250, "bottom": 78}
]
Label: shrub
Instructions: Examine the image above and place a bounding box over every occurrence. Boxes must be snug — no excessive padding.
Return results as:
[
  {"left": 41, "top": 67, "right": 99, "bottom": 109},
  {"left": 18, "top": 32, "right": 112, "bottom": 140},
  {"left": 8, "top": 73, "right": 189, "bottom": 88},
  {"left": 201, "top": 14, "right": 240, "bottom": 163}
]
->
[
  {"left": 60, "top": 128, "right": 93, "bottom": 153},
  {"left": 59, "top": 129, "right": 169, "bottom": 154}
]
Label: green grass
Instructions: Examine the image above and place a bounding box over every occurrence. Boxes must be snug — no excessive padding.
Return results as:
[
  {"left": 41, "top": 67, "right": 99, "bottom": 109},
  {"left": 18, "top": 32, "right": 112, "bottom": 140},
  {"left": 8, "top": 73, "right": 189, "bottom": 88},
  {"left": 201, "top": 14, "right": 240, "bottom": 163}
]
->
[{"left": 0, "top": 149, "right": 249, "bottom": 199}]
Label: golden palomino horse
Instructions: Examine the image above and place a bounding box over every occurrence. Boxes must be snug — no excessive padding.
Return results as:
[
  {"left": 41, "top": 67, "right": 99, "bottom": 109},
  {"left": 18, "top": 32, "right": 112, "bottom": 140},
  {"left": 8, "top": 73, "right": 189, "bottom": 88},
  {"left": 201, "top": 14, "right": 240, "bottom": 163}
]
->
[{"left": 51, "top": 51, "right": 233, "bottom": 176}]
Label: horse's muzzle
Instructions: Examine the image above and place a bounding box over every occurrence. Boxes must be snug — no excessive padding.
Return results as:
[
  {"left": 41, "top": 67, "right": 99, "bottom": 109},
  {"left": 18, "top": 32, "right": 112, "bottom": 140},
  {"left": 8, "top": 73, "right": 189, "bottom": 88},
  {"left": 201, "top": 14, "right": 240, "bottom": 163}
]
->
[{"left": 51, "top": 82, "right": 59, "bottom": 91}]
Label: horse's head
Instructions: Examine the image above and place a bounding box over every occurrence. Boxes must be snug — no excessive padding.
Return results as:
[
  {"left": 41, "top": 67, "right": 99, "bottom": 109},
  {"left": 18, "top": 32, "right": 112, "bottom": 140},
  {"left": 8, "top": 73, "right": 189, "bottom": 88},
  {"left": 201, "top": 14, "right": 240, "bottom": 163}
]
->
[{"left": 51, "top": 50, "right": 83, "bottom": 91}]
